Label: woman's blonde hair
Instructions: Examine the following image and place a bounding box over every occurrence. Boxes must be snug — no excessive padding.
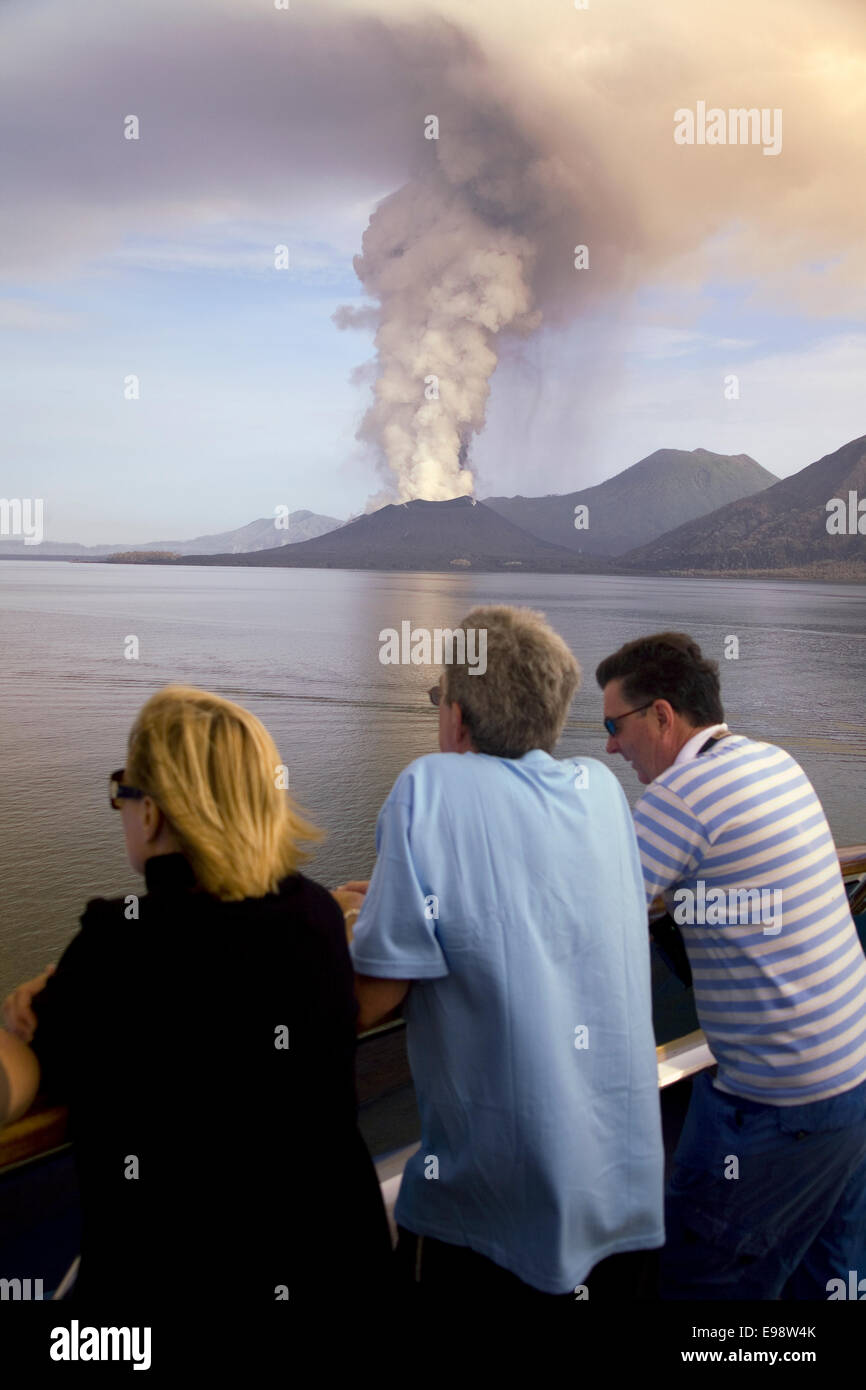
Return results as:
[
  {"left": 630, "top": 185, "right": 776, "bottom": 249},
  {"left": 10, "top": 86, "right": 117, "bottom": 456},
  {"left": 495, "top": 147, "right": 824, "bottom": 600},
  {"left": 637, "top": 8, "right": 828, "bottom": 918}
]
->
[{"left": 126, "top": 685, "right": 322, "bottom": 900}]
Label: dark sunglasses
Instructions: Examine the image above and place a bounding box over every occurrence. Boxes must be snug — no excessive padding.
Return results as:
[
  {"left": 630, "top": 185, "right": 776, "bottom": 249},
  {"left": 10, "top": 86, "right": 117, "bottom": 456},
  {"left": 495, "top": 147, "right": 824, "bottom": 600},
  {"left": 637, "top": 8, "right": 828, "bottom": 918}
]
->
[
  {"left": 109, "top": 768, "right": 145, "bottom": 810},
  {"left": 428, "top": 684, "right": 442, "bottom": 707},
  {"left": 603, "top": 701, "right": 654, "bottom": 737}
]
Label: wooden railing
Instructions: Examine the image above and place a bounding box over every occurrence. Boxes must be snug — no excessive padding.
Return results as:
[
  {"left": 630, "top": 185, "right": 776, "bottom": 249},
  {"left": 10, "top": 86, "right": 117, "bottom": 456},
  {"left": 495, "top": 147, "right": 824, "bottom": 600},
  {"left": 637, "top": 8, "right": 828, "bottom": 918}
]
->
[
  {"left": 2, "top": 845, "right": 865, "bottom": 1178},
  {"left": 845, "top": 845, "right": 866, "bottom": 914},
  {"left": 0, "top": 1096, "right": 70, "bottom": 1174}
]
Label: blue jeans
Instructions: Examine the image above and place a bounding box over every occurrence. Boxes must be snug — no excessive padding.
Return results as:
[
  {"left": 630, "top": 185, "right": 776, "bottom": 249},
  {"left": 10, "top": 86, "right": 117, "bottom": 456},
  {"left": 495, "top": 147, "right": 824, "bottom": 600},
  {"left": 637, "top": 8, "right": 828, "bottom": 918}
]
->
[{"left": 661, "top": 1069, "right": 866, "bottom": 1300}]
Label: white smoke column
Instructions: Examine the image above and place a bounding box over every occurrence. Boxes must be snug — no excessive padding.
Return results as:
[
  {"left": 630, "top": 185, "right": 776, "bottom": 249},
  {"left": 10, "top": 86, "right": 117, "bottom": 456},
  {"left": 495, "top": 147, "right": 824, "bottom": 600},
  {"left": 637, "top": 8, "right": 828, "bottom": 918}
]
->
[
  {"left": 333, "top": 18, "right": 567, "bottom": 506},
  {"left": 340, "top": 174, "right": 540, "bottom": 501}
]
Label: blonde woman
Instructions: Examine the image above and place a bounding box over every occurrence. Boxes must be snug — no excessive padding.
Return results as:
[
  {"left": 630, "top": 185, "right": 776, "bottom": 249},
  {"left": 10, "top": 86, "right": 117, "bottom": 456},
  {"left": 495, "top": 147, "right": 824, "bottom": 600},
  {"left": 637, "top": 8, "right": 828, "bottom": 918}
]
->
[{"left": 0, "top": 686, "right": 392, "bottom": 1319}]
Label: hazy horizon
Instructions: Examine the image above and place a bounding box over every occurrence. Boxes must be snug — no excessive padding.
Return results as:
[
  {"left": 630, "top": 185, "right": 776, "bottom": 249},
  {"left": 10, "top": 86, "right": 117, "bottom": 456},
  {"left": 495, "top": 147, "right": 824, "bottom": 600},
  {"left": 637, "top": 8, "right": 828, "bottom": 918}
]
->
[{"left": 2, "top": 441, "right": 790, "bottom": 550}]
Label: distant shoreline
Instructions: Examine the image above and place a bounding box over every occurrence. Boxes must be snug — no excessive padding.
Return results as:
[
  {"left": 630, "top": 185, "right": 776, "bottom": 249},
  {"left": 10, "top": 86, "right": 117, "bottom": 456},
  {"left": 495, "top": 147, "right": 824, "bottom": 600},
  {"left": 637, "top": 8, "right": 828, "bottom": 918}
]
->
[{"left": 2, "top": 553, "right": 864, "bottom": 583}]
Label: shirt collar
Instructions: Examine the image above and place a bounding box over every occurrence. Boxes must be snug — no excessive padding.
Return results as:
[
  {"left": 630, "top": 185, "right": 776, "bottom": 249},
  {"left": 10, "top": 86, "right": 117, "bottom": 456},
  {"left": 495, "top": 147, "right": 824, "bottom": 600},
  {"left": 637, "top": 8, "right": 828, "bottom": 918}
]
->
[
  {"left": 144, "top": 852, "right": 198, "bottom": 893},
  {"left": 673, "top": 722, "right": 730, "bottom": 766}
]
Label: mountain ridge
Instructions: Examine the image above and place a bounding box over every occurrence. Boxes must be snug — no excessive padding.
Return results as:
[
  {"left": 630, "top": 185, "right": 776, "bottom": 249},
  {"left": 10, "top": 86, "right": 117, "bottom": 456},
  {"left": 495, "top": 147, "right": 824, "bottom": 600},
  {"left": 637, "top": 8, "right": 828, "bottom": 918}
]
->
[
  {"left": 169, "top": 496, "right": 606, "bottom": 573},
  {"left": 624, "top": 435, "right": 866, "bottom": 574},
  {"left": 483, "top": 448, "right": 777, "bottom": 556}
]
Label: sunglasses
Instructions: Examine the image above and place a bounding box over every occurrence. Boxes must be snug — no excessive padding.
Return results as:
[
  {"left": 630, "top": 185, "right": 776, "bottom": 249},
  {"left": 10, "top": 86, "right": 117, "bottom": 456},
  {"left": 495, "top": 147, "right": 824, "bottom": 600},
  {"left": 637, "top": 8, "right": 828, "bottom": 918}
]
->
[
  {"left": 109, "top": 768, "right": 145, "bottom": 810},
  {"left": 428, "top": 684, "right": 441, "bottom": 707},
  {"left": 603, "top": 701, "right": 654, "bottom": 737}
]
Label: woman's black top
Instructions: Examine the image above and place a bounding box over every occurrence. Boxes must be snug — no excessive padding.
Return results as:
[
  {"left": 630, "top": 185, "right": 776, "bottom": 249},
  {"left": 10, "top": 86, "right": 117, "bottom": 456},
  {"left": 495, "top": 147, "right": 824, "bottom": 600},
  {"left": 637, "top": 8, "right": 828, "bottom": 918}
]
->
[{"left": 30, "top": 853, "right": 392, "bottom": 1314}]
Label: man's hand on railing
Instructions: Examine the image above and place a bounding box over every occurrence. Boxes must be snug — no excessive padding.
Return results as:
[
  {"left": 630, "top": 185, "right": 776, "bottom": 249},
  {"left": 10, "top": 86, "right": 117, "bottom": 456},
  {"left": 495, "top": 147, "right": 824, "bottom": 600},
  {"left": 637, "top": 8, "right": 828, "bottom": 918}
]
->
[
  {"left": 330, "top": 889, "right": 367, "bottom": 943},
  {"left": 1, "top": 964, "right": 56, "bottom": 1045}
]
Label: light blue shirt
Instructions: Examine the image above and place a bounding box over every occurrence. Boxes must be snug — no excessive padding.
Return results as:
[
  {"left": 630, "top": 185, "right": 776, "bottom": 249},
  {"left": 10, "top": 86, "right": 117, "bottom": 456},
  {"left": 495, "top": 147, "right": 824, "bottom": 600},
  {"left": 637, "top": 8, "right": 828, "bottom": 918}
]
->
[{"left": 350, "top": 749, "right": 665, "bottom": 1293}]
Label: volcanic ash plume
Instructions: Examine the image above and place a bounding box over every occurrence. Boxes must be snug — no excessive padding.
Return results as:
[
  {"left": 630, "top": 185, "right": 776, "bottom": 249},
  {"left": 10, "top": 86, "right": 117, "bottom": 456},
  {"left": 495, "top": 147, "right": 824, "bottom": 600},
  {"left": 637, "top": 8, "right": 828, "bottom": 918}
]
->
[
  {"left": 331, "top": 13, "right": 609, "bottom": 505},
  {"left": 340, "top": 175, "right": 539, "bottom": 502},
  {"left": 326, "top": 0, "right": 866, "bottom": 504}
]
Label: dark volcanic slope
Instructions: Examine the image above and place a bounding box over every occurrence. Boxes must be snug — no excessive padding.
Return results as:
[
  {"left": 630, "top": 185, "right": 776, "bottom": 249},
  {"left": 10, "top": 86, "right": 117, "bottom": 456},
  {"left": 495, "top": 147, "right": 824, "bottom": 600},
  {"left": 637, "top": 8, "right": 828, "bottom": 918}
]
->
[
  {"left": 484, "top": 448, "right": 776, "bottom": 556},
  {"left": 175, "top": 496, "right": 606, "bottom": 573},
  {"left": 623, "top": 434, "right": 866, "bottom": 573}
]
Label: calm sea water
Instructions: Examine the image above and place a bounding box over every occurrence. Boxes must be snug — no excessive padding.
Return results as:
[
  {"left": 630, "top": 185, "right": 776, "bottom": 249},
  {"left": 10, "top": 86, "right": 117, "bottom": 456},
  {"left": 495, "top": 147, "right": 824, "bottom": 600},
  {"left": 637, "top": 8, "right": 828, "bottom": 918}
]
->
[{"left": 1, "top": 560, "right": 864, "bottom": 999}]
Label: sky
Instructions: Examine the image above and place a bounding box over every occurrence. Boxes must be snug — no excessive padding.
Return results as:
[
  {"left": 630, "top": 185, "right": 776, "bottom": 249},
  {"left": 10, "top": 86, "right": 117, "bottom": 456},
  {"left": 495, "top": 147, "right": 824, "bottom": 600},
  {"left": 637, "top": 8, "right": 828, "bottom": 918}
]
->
[{"left": 1, "top": 0, "right": 864, "bottom": 544}]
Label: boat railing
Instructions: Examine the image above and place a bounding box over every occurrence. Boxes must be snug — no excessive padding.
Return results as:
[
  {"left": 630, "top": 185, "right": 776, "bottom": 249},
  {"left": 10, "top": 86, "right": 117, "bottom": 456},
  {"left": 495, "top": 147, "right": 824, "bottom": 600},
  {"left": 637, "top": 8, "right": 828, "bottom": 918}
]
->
[{"left": 2, "top": 845, "right": 865, "bottom": 1189}]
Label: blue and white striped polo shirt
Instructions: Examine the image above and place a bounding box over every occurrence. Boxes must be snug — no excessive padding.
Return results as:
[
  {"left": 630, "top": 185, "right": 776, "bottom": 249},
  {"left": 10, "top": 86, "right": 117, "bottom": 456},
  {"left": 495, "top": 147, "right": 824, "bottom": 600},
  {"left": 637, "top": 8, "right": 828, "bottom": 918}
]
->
[{"left": 634, "top": 734, "right": 866, "bottom": 1104}]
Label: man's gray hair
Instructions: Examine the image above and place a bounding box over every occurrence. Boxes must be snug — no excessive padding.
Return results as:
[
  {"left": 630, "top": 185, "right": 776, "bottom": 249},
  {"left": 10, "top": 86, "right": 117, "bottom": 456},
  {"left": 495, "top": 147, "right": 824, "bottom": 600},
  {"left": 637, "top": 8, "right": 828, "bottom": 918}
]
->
[{"left": 444, "top": 606, "right": 580, "bottom": 758}]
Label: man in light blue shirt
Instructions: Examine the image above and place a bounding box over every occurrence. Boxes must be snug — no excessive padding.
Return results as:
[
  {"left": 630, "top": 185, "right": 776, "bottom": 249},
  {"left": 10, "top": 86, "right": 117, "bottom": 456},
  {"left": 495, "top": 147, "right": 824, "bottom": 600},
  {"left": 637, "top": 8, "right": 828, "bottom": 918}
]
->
[{"left": 349, "top": 606, "right": 664, "bottom": 1301}]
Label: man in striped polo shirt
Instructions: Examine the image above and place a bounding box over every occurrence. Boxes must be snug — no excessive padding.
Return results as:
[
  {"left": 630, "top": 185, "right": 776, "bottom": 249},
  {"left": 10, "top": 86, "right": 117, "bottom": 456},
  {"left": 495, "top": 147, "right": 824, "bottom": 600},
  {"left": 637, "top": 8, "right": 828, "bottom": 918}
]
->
[{"left": 597, "top": 632, "right": 866, "bottom": 1300}]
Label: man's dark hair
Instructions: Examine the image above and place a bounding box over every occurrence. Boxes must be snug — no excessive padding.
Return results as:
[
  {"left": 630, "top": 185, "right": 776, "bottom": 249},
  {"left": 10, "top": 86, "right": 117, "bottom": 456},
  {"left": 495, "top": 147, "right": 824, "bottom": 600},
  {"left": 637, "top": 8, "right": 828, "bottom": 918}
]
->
[{"left": 595, "top": 632, "right": 724, "bottom": 727}]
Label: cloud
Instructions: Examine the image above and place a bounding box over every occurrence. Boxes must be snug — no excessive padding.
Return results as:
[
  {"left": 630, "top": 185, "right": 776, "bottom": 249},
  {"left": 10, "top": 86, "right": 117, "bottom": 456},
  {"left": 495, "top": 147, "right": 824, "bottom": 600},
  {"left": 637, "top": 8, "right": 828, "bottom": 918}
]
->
[
  {"left": 0, "top": 299, "right": 83, "bottom": 331},
  {"left": 108, "top": 226, "right": 355, "bottom": 282}
]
